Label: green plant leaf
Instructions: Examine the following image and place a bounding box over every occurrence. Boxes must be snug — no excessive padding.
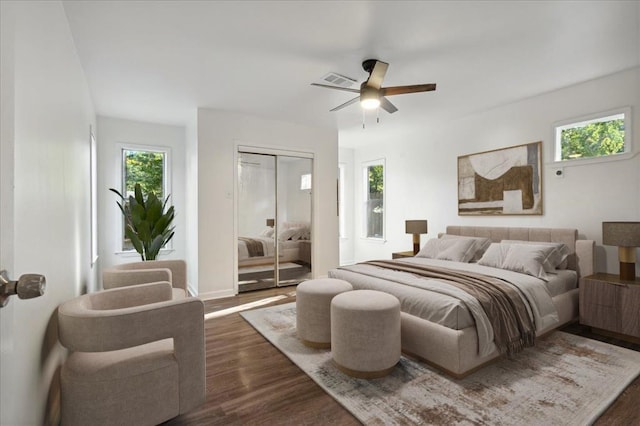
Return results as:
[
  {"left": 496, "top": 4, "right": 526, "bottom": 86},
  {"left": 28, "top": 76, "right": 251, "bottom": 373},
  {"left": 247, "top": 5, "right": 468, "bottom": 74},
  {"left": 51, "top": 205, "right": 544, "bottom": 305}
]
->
[
  {"left": 134, "top": 183, "right": 145, "bottom": 208},
  {"left": 109, "top": 187, "right": 125, "bottom": 199},
  {"left": 125, "top": 226, "right": 145, "bottom": 260},
  {"left": 147, "top": 234, "right": 165, "bottom": 260},
  {"left": 146, "top": 197, "right": 162, "bottom": 225}
]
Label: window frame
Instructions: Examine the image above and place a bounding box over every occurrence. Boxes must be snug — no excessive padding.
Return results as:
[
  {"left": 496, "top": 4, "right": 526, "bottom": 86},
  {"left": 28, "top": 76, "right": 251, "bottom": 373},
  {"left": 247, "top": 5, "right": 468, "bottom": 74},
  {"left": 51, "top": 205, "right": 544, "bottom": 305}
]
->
[
  {"left": 338, "top": 163, "right": 346, "bottom": 239},
  {"left": 552, "top": 106, "right": 632, "bottom": 166},
  {"left": 361, "top": 158, "right": 386, "bottom": 241},
  {"left": 116, "top": 143, "right": 172, "bottom": 255}
]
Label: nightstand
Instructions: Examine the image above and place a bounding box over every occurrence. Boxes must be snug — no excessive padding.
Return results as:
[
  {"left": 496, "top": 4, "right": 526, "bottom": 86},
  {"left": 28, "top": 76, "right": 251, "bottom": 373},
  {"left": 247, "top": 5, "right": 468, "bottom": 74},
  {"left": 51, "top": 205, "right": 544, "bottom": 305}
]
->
[
  {"left": 299, "top": 241, "right": 311, "bottom": 265},
  {"left": 579, "top": 273, "right": 640, "bottom": 342},
  {"left": 392, "top": 251, "right": 415, "bottom": 259}
]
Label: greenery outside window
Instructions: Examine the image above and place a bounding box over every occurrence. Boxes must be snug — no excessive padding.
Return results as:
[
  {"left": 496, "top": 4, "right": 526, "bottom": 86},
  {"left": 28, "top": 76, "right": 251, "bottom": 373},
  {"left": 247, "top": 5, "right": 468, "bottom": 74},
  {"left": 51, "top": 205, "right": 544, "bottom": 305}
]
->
[
  {"left": 554, "top": 107, "right": 631, "bottom": 163},
  {"left": 120, "top": 146, "right": 170, "bottom": 251},
  {"left": 362, "top": 159, "right": 385, "bottom": 240}
]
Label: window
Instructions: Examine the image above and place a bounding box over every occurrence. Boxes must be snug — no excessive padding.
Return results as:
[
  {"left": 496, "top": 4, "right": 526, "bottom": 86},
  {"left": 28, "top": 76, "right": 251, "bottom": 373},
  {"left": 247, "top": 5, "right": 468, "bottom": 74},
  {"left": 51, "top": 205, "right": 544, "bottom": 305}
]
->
[
  {"left": 120, "top": 146, "right": 170, "bottom": 251},
  {"left": 362, "top": 159, "right": 385, "bottom": 239},
  {"left": 554, "top": 107, "right": 631, "bottom": 163}
]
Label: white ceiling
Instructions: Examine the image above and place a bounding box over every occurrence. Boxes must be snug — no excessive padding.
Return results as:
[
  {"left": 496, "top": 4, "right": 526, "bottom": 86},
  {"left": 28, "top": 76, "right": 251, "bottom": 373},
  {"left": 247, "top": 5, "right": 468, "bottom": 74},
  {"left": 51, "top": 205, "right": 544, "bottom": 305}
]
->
[{"left": 62, "top": 1, "right": 640, "bottom": 138}]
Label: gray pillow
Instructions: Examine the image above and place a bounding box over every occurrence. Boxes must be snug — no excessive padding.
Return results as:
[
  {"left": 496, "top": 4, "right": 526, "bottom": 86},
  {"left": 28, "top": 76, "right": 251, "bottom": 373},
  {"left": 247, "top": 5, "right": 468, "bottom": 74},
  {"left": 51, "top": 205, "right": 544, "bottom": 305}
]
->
[
  {"left": 500, "top": 240, "right": 570, "bottom": 270},
  {"left": 478, "top": 243, "right": 556, "bottom": 280},
  {"left": 440, "top": 234, "right": 492, "bottom": 262},
  {"left": 417, "top": 238, "right": 478, "bottom": 263}
]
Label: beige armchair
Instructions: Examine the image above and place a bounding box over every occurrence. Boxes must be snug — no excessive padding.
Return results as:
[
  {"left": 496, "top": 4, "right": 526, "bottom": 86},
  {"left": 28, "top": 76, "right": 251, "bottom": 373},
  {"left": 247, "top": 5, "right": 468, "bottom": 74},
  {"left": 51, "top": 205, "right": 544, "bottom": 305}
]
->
[
  {"left": 103, "top": 259, "right": 188, "bottom": 299},
  {"left": 58, "top": 282, "right": 205, "bottom": 426}
]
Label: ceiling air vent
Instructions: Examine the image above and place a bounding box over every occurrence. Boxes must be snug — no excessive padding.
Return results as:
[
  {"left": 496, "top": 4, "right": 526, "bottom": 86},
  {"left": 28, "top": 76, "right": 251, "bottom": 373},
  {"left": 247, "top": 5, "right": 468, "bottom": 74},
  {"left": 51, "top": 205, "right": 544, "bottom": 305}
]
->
[{"left": 320, "top": 72, "right": 357, "bottom": 88}]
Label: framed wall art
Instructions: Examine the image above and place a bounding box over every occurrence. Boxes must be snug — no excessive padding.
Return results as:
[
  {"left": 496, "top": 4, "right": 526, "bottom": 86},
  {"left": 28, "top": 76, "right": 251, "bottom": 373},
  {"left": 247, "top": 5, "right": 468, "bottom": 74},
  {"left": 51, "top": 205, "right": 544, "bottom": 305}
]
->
[{"left": 458, "top": 141, "right": 542, "bottom": 216}]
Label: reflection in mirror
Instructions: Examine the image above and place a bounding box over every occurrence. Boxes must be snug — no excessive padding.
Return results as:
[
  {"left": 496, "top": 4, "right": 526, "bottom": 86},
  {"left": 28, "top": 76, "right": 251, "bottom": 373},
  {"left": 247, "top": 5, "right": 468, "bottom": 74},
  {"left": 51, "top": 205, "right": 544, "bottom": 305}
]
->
[
  {"left": 237, "top": 152, "right": 312, "bottom": 292},
  {"left": 276, "top": 156, "right": 312, "bottom": 286},
  {"left": 237, "top": 153, "right": 276, "bottom": 292}
]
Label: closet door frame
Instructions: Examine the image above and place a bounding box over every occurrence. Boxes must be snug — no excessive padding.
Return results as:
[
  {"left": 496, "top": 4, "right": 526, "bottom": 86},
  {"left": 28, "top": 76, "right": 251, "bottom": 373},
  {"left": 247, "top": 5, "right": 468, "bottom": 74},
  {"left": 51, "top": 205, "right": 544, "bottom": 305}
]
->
[{"left": 234, "top": 144, "right": 314, "bottom": 294}]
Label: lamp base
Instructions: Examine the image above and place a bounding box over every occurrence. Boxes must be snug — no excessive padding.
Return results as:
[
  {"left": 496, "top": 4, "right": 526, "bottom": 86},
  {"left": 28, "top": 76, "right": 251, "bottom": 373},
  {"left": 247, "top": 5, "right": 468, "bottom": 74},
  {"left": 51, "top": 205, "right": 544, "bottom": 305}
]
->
[
  {"left": 619, "top": 262, "right": 636, "bottom": 281},
  {"left": 413, "top": 234, "right": 421, "bottom": 255}
]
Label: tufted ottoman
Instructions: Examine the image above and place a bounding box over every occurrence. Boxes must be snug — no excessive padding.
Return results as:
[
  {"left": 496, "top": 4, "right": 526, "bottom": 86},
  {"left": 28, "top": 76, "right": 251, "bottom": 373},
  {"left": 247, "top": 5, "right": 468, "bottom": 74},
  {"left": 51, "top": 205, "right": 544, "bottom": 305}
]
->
[
  {"left": 331, "top": 289, "right": 401, "bottom": 378},
  {"left": 296, "top": 278, "right": 353, "bottom": 348}
]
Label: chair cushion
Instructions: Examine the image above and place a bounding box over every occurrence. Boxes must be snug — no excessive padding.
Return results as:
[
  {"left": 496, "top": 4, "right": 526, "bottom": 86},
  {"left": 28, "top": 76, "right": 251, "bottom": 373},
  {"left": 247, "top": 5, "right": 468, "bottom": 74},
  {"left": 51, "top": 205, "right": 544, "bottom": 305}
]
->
[{"left": 63, "top": 339, "right": 175, "bottom": 381}]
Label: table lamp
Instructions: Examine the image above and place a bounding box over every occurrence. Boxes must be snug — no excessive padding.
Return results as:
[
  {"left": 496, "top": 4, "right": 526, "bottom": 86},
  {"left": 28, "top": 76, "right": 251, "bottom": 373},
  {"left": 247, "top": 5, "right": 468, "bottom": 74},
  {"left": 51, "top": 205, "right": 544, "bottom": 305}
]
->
[
  {"left": 405, "top": 220, "right": 428, "bottom": 255},
  {"left": 602, "top": 221, "right": 640, "bottom": 281}
]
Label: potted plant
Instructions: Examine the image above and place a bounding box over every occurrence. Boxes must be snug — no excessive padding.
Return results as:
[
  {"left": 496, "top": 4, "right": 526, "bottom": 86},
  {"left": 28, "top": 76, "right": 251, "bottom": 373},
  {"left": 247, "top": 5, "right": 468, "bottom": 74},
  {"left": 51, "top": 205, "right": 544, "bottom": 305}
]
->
[{"left": 110, "top": 183, "right": 175, "bottom": 261}]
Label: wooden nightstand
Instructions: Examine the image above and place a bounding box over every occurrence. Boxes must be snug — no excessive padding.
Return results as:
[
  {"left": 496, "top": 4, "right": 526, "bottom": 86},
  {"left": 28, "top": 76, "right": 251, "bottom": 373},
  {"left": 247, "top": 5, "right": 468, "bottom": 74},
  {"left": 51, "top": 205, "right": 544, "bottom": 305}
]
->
[
  {"left": 392, "top": 251, "right": 415, "bottom": 259},
  {"left": 579, "top": 273, "right": 640, "bottom": 342}
]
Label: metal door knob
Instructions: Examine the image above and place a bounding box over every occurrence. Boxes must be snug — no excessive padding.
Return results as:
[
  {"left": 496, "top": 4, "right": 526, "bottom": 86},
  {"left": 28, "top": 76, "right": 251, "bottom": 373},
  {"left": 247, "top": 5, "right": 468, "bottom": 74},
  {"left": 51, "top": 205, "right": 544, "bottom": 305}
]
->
[{"left": 0, "top": 270, "right": 46, "bottom": 307}]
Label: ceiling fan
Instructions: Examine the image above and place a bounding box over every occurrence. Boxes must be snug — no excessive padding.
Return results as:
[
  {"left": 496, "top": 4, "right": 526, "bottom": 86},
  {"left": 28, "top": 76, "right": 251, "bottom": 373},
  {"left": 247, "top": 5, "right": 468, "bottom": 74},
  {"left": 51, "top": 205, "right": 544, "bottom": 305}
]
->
[{"left": 312, "top": 59, "right": 436, "bottom": 114}]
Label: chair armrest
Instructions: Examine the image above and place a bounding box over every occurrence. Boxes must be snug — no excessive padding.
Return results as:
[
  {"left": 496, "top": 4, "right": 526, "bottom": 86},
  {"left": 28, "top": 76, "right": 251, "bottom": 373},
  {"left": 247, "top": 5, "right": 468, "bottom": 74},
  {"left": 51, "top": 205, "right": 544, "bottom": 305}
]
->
[
  {"left": 103, "top": 268, "right": 172, "bottom": 290},
  {"left": 58, "top": 290, "right": 202, "bottom": 352},
  {"left": 140, "top": 260, "right": 187, "bottom": 291}
]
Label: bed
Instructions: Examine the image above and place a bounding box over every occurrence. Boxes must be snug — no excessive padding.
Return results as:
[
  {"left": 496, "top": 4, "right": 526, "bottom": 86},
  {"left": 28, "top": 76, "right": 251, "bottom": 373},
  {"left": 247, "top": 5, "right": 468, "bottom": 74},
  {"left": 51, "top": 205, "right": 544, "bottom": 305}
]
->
[
  {"left": 328, "top": 226, "right": 595, "bottom": 378},
  {"left": 238, "top": 221, "right": 311, "bottom": 267}
]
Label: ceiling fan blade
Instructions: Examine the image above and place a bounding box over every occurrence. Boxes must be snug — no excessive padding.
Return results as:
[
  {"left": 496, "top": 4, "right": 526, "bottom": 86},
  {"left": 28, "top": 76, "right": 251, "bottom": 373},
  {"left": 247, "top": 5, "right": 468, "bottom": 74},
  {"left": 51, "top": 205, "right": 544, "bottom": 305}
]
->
[
  {"left": 380, "top": 97, "right": 398, "bottom": 114},
  {"left": 365, "top": 61, "right": 389, "bottom": 89},
  {"left": 330, "top": 96, "right": 360, "bottom": 112},
  {"left": 311, "top": 83, "right": 360, "bottom": 94},
  {"left": 381, "top": 84, "right": 436, "bottom": 96}
]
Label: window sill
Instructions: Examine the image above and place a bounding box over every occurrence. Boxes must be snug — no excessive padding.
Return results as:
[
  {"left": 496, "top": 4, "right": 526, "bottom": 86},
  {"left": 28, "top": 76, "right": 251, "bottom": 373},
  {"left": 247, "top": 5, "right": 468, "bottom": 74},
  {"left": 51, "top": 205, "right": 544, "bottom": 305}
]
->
[
  {"left": 361, "top": 237, "right": 387, "bottom": 244},
  {"left": 114, "top": 248, "right": 175, "bottom": 258},
  {"left": 549, "top": 151, "right": 636, "bottom": 168}
]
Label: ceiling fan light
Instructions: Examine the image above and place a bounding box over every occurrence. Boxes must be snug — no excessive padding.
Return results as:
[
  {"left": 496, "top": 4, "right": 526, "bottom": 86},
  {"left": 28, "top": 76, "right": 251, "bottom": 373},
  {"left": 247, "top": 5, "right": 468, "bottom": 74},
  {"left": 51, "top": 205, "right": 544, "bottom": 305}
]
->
[
  {"left": 361, "top": 97, "right": 380, "bottom": 110},
  {"left": 360, "top": 85, "right": 380, "bottom": 110}
]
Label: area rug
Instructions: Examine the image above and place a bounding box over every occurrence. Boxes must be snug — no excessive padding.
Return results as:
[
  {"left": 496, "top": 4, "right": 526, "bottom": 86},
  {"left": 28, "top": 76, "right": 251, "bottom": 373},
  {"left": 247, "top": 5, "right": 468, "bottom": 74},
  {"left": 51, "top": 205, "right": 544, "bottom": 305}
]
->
[{"left": 241, "top": 302, "right": 640, "bottom": 426}]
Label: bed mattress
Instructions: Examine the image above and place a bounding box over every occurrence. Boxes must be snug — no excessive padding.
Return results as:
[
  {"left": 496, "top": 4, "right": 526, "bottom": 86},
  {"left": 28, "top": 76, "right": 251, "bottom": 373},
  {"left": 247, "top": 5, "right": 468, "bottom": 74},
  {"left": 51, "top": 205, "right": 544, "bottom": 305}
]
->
[{"left": 330, "top": 257, "right": 576, "bottom": 332}]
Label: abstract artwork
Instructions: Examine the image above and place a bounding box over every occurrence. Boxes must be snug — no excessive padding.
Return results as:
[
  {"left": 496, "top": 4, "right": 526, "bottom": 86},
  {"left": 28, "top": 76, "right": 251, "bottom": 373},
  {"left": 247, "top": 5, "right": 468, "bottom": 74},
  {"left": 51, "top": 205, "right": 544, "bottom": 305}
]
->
[{"left": 458, "top": 141, "right": 542, "bottom": 215}]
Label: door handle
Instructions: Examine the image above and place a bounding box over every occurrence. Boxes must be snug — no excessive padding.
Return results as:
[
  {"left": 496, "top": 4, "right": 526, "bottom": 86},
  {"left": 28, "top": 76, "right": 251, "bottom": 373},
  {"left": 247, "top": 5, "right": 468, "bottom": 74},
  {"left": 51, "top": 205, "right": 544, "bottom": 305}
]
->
[{"left": 0, "top": 270, "right": 46, "bottom": 308}]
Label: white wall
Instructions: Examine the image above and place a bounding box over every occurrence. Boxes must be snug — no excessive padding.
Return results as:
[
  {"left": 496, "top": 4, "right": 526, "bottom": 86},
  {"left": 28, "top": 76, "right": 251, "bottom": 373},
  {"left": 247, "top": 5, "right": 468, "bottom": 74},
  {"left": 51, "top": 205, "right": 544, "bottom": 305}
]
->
[
  {"left": 197, "top": 108, "right": 338, "bottom": 299},
  {"left": 343, "top": 67, "right": 640, "bottom": 276},
  {"left": 185, "top": 117, "right": 199, "bottom": 293},
  {"left": 96, "top": 116, "right": 188, "bottom": 287},
  {"left": 0, "top": 1, "right": 97, "bottom": 424}
]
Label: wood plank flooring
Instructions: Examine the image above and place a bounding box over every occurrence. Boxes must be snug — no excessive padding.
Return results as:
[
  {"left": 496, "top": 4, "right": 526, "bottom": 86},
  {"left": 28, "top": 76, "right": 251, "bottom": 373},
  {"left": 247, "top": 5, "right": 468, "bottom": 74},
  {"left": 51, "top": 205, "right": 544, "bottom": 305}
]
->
[{"left": 165, "top": 287, "right": 640, "bottom": 425}]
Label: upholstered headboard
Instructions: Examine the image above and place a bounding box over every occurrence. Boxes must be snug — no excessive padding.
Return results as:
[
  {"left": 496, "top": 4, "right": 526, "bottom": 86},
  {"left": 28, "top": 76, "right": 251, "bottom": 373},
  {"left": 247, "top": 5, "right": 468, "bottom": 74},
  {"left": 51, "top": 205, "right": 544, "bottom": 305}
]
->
[{"left": 445, "top": 226, "right": 595, "bottom": 278}]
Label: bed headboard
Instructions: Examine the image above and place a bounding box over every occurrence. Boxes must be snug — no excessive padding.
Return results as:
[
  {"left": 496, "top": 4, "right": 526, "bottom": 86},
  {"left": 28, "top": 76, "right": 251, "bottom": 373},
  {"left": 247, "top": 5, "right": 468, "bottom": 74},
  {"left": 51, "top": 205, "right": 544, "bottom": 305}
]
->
[{"left": 445, "top": 226, "right": 595, "bottom": 278}]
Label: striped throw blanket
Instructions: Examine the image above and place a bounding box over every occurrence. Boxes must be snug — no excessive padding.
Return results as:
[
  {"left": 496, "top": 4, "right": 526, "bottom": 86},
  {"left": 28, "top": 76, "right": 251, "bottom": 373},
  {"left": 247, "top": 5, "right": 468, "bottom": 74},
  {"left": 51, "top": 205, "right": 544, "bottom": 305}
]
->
[
  {"left": 363, "top": 260, "right": 536, "bottom": 356},
  {"left": 238, "top": 237, "right": 265, "bottom": 257}
]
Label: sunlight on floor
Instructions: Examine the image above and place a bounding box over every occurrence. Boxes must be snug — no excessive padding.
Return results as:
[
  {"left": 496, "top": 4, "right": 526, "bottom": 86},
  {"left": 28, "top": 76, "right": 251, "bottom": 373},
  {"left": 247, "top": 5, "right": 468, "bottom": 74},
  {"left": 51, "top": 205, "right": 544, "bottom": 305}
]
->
[{"left": 204, "top": 292, "right": 295, "bottom": 320}]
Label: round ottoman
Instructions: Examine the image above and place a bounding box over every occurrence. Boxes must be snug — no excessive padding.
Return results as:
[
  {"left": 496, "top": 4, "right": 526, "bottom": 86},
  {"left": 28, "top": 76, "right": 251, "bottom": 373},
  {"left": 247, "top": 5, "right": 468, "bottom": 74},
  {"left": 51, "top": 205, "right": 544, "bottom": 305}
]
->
[
  {"left": 331, "top": 290, "right": 401, "bottom": 378},
  {"left": 296, "top": 278, "right": 353, "bottom": 348}
]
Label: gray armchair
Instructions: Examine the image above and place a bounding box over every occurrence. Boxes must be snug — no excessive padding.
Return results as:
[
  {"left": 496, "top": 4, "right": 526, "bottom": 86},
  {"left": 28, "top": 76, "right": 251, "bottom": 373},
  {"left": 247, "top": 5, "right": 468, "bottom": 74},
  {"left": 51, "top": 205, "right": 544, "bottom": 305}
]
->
[
  {"left": 58, "top": 282, "right": 205, "bottom": 426},
  {"left": 102, "top": 259, "right": 188, "bottom": 299}
]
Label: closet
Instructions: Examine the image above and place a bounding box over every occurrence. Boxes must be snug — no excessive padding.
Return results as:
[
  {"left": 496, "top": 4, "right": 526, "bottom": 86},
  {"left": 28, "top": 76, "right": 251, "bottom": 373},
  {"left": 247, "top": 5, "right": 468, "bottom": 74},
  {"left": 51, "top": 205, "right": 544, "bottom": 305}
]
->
[{"left": 237, "top": 149, "right": 313, "bottom": 292}]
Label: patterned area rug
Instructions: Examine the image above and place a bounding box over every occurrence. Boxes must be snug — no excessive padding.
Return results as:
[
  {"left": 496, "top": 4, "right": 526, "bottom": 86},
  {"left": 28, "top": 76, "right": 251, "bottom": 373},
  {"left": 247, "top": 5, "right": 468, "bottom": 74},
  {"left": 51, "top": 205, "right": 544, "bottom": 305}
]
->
[{"left": 241, "top": 302, "right": 640, "bottom": 426}]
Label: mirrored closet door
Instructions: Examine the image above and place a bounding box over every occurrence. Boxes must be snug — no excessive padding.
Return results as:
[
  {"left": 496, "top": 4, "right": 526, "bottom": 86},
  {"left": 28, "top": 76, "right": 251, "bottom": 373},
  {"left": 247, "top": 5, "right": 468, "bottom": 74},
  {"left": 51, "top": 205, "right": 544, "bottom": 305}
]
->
[{"left": 237, "top": 151, "right": 312, "bottom": 292}]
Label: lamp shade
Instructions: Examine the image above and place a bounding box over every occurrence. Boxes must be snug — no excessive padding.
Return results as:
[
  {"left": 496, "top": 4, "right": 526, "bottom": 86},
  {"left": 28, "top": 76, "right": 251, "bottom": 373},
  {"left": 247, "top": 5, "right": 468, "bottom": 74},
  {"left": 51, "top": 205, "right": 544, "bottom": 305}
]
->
[
  {"left": 405, "top": 220, "right": 428, "bottom": 235},
  {"left": 602, "top": 222, "right": 640, "bottom": 247},
  {"left": 266, "top": 218, "right": 275, "bottom": 227}
]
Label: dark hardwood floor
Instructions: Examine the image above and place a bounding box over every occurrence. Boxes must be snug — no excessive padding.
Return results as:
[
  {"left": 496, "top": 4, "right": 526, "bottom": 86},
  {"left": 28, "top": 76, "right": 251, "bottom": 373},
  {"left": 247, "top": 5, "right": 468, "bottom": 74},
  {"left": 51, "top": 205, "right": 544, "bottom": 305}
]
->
[{"left": 165, "top": 287, "right": 640, "bottom": 425}]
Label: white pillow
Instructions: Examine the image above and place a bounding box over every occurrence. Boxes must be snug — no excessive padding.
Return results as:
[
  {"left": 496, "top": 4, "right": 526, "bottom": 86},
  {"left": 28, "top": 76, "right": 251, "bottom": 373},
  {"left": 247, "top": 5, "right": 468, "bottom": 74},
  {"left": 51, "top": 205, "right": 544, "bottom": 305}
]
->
[
  {"left": 278, "top": 228, "right": 306, "bottom": 241},
  {"left": 478, "top": 243, "right": 554, "bottom": 280},
  {"left": 476, "top": 243, "right": 510, "bottom": 269},
  {"left": 259, "top": 227, "right": 275, "bottom": 238},
  {"left": 416, "top": 238, "right": 478, "bottom": 262},
  {"left": 500, "top": 240, "right": 570, "bottom": 270},
  {"left": 440, "top": 234, "right": 492, "bottom": 262}
]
